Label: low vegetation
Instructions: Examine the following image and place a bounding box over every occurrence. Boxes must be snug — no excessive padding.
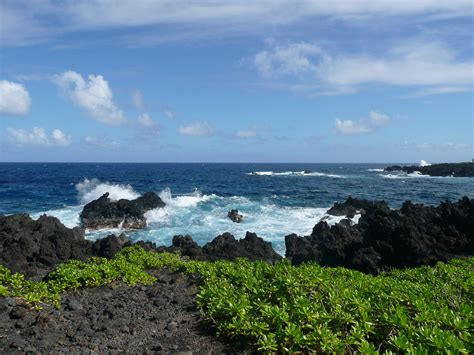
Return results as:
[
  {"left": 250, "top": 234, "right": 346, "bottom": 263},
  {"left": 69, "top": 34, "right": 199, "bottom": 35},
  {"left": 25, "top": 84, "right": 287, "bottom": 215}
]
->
[{"left": 1, "top": 245, "right": 472, "bottom": 353}]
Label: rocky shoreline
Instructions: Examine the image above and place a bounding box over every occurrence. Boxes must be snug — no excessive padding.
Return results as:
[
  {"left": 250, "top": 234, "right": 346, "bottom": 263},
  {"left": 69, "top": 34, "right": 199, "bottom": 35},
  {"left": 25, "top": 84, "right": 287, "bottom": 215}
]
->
[
  {"left": 1, "top": 196, "right": 473, "bottom": 352},
  {"left": 384, "top": 162, "right": 474, "bottom": 177}
]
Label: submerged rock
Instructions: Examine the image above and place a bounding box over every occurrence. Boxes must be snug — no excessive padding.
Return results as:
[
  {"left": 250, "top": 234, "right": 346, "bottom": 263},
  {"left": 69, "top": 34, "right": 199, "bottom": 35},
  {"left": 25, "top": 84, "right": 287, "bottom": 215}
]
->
[
  {"left": 286, "top": 196, "right": 474, "bottom": 273},
  {"left": 80, "top": 192, "right": 165, "bottom": 230},
  {"left": 227, "top": 209, "right": 243, "bottom": 223}
]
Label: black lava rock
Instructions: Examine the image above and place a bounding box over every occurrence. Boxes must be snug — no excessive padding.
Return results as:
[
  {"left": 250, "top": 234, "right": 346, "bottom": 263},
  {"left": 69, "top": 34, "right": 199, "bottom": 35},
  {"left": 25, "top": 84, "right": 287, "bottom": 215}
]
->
[
  {"left": 384, "top": 162, "right": 474, "bottom": 177},
  {"left": 227, "top": 209, "right": 243, "bottom": 223},
  {"left": 286, "top": 196, "right": 474, "bottom": 273},
  {"left": 80, "top": 192, "right": 165, "bottom": 230},
  {"left": 0, "top": 214, "right": 132, "bottom": 278}
]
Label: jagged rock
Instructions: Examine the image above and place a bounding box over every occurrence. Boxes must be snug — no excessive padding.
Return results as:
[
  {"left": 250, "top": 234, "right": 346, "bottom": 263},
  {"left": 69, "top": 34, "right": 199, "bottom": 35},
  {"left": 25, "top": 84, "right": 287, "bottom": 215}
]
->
[
  {"left": 92, "top": 233, "right": 130, "bottom": 259},
  {"left": 286, "top": 196, "right": 474, "bottom": 273},
  {"left": 80, "top": 192, "right": 165, "bottom": 230},
  {"left": 202, "top": 232, "right": 281, "bottom": 263},
  {"left": 0, "top": 214, "right": 131, "bottom": 278},
  {"left": 384, "top": 162, "right": 474, "bottom": 177},
  {"left": 227, "top": 209, "right": 243, "bottom": 223},
  {"left": 170, "top": 235, "right": 206, "bottom": 260},
  {"left": 326, "top": 197, "right": 388, "bottom": 218}
]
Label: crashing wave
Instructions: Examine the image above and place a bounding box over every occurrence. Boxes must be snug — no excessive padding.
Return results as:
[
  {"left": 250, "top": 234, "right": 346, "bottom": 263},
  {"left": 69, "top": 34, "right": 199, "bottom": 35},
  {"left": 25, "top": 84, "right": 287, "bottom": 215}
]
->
[
  {"left": 76, "top": 178, "right": 140, "bottom": 204},
  {"left": 248, "top": 171, "right": 344, "bottom": 178}
]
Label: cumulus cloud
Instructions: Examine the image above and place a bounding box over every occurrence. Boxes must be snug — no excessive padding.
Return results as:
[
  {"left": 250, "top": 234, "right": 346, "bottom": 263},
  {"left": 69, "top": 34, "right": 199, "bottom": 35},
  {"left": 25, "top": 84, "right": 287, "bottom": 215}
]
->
[
  {"left": 178, "top": 122, "right": 214, "bottom": 137},
  {"left": 163, "top": 107, "right": 176, "bottom": 120},
  {"left": 335, "top": 111, "right": 390, "bottom": 135},
  {"left": 254, "top": 41, "right": 473, "bottom": 96},
  {"left": 53, "top": 71, "right": 125, "bottom": 125},
  {"left": 7, "top": 127, "right": 72, "bottom": 146},
  {"left": 0, "top": 80, "right": 31, "bottom": 116},
  {"left": 137, "top": 113, "right": 156, "bottom": 128}
]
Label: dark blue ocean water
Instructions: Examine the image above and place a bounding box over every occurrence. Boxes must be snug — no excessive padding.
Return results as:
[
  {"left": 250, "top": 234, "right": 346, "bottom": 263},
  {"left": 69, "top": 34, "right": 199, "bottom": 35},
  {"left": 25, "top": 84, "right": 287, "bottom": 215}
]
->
[{"left": 1, "top": 163, "right": 473, "bottom": 253}]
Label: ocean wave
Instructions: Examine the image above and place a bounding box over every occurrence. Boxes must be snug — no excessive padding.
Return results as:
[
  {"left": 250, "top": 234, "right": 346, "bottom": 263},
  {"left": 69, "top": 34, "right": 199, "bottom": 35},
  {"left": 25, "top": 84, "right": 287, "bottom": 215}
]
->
[
  {"left": 76, "top": 178, "right": 140, "bottom": 204},
  {"left": 367, "top": 168, "right": 385, "bottom": 172},
  {"left": 34, "top": 179, "right": 360, "bottom": 253},
  {"left": 379, "top": 171, "right": 438, "bottom": 179},
  {"left": 248, "top": 171, "right": 345, "bottom": 178}
]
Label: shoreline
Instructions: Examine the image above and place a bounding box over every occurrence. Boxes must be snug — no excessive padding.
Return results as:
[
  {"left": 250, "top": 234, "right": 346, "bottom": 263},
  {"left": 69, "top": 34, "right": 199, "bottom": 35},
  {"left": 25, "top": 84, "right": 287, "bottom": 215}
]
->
[{"left": 1, "top": 196, "right": 473, "bottom": 353}]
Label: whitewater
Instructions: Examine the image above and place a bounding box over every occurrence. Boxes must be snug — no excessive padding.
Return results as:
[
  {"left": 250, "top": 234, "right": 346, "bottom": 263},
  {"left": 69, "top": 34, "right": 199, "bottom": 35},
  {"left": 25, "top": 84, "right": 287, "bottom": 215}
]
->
[
  {"left": 32, "top": 178, "right": 357, "bottom": 254},
  {"left": 2, "top": 162, "right": 473, "bottom": 254}
]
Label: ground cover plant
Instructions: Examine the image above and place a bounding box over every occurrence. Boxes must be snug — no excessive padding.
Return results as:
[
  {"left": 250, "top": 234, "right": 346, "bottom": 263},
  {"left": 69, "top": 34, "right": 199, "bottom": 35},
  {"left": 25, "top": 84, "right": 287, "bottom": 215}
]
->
[{"left": 1, "top": 245, "right": 472, "bottom": 353}]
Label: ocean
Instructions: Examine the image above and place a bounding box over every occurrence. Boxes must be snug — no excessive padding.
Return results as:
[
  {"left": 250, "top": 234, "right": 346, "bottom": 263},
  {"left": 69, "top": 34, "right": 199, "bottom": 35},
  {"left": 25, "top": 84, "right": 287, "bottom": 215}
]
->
[{"left": 1, "top": 163, "right": 473, "bottom": 254}]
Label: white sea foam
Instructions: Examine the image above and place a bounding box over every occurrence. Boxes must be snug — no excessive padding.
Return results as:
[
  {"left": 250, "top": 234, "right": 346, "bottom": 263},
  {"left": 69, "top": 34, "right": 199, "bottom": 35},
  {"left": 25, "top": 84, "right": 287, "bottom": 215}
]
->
[
  {"left": 419, "top": 159, "right": 431, "bottom": 167},
  {"left": 31, "top": 205, "right": 82, "bottom": 228},
  {"left": 367, "top": 168, "right": 384, "bottom": 172},
  {"left": 248, "top": 171, "right": 345, "bottom": 178},
  {"left": 76, "top": 178, "right": 140, "bottom": 204},
  {"left": 379, "top": 171, "right": 435, "bottom": 179},
  {"left": 33, "top": 180, "right": 361, "bottom": 254}
]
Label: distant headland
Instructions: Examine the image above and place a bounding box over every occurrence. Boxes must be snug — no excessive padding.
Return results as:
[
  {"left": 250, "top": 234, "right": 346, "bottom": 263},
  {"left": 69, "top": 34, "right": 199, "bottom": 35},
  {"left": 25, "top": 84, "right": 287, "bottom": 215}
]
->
[{"left": 384, "top": 161, "right": 474, "bottom": 177}]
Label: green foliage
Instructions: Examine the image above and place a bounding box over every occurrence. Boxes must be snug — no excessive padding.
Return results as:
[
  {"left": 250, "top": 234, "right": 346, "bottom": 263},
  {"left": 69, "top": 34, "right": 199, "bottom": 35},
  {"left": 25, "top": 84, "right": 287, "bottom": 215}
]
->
[
  {"left": 1, "top": 247, "right": 472, "bottom": 353},
  {"left": 179, "top": 258, "right": 474, "bottom": 353}
]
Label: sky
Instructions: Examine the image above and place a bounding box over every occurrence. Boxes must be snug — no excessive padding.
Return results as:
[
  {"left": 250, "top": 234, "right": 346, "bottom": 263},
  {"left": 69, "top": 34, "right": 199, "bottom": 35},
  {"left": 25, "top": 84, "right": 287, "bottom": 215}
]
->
[{"left": 0, "top": 0, "right": 473, "bottom": 163}]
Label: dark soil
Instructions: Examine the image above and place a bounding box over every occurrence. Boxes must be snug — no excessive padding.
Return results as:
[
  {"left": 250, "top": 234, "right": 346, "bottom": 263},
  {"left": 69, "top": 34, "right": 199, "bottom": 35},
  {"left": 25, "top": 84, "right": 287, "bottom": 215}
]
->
[{"left": 0, "top": 269, "right": 238, "bottom": 354}]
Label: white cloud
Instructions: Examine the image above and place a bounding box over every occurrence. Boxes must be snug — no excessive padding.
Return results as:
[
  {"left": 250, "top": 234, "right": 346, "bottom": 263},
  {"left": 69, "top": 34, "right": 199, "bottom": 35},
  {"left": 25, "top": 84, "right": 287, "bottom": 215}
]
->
[
  {"left": 235, "top": 130, "right": 258, "bottom": 139},
  {"left": 255, "top": 42, "right": 325, "bottom": 78},
  {"left": 51, "top": 129, "right": 73, "bottom": 146},
  {"left": 2, "top": 1, "right": 472, "bottom": 46},
  {"left": 163, "top": 107, "right": 176, "bottom": 120},
  {"left": 335, "top": 111, "right": 391, "bottom": 135},
  {"left": 254, "top": 41, "right": 473, "bottom": 96},
  {"left": 53, "top": 71, "right": 125, "bottom": 125},
  {"left": 0, "top": 80, "right": 31, "bottom": 116},
  {"left": 7, "top": 127, "right": 72, "bottom": 146},
  {"left": 137, "top": 113, "right": 156, "bottom": 128},
  {"left": 131, "top": 90, "right": 145, "bottom": 111},
  {"left": 178, "top": 122, "right": 214, "bottom": 137}
]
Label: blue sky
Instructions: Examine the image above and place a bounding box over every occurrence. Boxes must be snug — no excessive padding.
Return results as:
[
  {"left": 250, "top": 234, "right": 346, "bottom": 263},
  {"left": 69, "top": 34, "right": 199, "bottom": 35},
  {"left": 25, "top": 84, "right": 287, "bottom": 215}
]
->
[{"left": 0, "top": 1, "right": 473, "bottom": 163}]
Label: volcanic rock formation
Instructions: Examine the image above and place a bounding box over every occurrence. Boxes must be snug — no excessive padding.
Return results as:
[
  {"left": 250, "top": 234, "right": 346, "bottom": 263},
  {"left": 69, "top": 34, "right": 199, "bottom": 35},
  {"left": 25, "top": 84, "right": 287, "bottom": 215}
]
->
[
  {"left": 286, "top": 196, "right": 474, "bottom": 273},
  {"left": 80, "top": 192, "right": 165, "bottom": 229}
]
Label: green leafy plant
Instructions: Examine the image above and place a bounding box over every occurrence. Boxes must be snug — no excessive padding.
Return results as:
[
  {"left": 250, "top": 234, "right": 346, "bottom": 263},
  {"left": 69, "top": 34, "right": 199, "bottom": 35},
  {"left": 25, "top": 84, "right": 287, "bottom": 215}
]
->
[{"left": 1, "top": 247, "right": 472, "bottom": 353}]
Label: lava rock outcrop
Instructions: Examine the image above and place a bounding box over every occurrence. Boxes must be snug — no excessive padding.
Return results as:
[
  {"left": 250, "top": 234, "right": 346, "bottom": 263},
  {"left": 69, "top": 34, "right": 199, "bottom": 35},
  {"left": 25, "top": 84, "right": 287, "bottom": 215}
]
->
[
  {"left": 286, "top": 196, "right": 474, "bottom": 273},
  {"left": 80, "top": 192, "right": 165, "bottom": 229},
  {"left": 384, "top": 162, "right": 474, "bottom": 177}
]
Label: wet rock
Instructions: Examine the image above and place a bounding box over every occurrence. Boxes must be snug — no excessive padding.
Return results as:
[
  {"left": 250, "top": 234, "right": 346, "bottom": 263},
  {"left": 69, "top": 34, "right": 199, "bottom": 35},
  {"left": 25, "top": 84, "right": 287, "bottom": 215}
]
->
[
  {"left": 326, "top": 197, "right": 388, "bottom": 218},
  {"left": 80, "top": 192, "right": 165, "bottom": 230},
  {"left": 286, "top": 196, "right": 474, "bottom": 273},
  {"left": 227, "top": 209, "right": 243, "bottom": 223}
]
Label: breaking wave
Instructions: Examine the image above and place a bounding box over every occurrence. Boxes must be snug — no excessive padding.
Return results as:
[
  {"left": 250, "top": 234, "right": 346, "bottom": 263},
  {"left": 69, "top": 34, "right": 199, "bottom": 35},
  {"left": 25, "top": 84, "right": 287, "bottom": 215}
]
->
[
  {"left": 248, "top": 171, "right": 345, "bottom": 178},
  {"left": 76, "top": 178, "right": 140, "bottom": 204}
]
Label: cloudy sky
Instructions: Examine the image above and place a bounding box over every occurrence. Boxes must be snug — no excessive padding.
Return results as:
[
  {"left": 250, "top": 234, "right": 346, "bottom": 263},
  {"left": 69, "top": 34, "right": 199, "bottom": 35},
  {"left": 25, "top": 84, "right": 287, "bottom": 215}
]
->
[{"left": 0, "top": 0, "right": 473, "bottom": 163}]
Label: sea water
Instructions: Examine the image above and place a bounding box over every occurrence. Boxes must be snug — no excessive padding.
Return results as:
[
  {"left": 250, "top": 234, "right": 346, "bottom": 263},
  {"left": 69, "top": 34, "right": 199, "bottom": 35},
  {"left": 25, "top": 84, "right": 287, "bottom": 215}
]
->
[{"left": 1, "top": 163, "right": 473, "bottom": 254}]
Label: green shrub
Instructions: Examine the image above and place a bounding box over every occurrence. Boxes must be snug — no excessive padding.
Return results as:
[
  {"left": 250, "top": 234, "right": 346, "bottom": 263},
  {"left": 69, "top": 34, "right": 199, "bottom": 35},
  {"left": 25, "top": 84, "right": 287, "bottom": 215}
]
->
[{"left": 1, "top": 246, "right": 472, "bottom": 353}]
